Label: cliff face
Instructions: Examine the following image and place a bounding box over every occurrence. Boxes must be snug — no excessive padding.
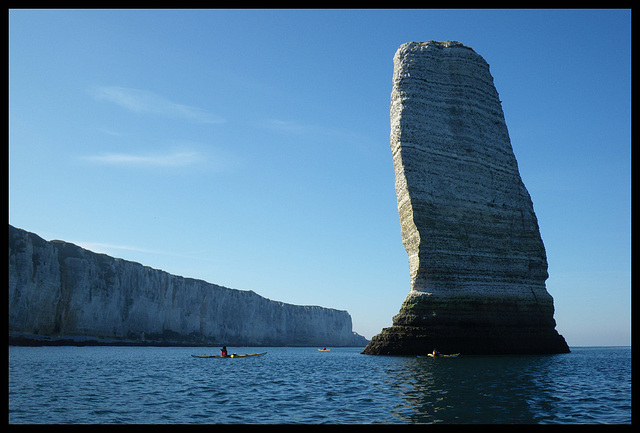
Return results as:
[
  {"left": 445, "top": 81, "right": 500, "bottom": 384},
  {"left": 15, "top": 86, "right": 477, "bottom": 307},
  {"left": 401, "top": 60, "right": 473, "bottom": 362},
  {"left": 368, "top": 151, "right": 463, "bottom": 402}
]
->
[
  {"left": 9, "top": 225, "right": 355, "bottom": 346},
  {"left": 362, "top": 41, "right": 569, "bottom": 355}
]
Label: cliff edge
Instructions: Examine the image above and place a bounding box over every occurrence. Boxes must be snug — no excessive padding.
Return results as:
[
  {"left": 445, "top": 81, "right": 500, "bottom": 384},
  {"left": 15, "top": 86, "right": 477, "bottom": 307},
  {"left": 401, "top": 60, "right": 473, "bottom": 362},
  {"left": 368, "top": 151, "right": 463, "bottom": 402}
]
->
[{"left": 9, "top": 224, "right": 358, "bottom": 346}]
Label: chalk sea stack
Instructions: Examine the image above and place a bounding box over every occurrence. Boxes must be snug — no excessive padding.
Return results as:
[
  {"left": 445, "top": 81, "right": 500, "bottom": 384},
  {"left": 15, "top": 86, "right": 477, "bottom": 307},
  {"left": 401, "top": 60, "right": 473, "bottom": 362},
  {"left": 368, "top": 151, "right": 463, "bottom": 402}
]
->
[{"left": 362, "top": 41, "right": 569, "bottom": 355}]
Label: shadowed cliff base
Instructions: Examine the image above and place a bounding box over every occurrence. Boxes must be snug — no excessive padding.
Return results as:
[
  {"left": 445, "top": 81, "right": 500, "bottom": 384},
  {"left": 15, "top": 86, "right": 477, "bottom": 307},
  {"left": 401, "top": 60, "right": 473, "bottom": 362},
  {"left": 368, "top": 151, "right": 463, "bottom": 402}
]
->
[
  {"left": 362, "top": 292, "right": 569, "bottom": 355},
  {"left": 362, "top": 326, "right": 569, "bottom": 356}
]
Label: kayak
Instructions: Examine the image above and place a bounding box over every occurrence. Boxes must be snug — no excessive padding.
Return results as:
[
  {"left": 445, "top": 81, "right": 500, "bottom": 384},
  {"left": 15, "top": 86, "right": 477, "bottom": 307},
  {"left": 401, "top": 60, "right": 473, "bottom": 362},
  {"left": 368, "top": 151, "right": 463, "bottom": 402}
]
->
[
  {"left": 318, "top": 349, "right": 330, "bottom": 351},
  {"left": 420, "top": 353, "right": 460, "bottom": 358},
  {"left": 191, "top": 352, "right": 267, "bottom": 359}
]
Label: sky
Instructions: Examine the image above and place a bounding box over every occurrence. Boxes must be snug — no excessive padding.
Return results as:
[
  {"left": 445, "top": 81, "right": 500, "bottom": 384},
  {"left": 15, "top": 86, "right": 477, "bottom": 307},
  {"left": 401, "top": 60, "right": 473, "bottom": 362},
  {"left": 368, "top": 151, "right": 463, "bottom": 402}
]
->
[{"left": 9, "top": 9, "right": 631, "bottom": 346}]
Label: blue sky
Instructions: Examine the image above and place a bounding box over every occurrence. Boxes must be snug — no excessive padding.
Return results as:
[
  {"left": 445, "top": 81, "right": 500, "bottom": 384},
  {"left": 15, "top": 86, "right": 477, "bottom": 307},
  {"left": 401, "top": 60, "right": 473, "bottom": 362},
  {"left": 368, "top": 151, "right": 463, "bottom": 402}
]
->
[{"left": 9, "top": 9, "right": 630, "bottom": 345}]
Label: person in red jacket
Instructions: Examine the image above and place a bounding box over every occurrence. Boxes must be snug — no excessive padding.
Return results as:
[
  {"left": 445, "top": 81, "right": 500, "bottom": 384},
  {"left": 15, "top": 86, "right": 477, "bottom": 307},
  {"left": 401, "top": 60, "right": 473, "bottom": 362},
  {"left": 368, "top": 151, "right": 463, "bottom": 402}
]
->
[{"left": 220, "top": 346, "right": 228, "bottom": 357}]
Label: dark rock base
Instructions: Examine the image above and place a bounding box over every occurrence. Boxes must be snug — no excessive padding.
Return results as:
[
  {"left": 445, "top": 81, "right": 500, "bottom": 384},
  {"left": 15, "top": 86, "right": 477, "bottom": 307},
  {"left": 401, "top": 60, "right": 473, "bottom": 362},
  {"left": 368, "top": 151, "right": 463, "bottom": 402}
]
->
[
  {"left": 361, "top": 324, "right": 570, "bottom": 356},
  {"left": 362, "top": 293, "right": 570, "bottom": 356}
]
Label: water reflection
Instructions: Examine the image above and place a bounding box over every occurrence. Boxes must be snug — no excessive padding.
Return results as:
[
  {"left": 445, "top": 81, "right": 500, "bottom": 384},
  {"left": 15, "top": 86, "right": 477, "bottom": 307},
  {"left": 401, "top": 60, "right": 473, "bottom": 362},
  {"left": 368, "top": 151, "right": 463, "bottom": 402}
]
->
[
  {"left": 379, "top": 354, "right": 564, "bottom": 423},
  {"left": 525, "top": 348, "right": 631, "bottom": 424},
  {"left": 9, "top": 347, "right": 630, "bottom": 423}
]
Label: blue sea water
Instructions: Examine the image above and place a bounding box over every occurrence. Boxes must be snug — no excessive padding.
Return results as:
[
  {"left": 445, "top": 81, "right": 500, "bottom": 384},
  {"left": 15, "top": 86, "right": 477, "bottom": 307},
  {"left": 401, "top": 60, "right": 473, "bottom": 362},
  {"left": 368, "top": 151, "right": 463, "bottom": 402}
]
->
[{"left": 8, "top": 345, "right": 630, "bottom": 424}]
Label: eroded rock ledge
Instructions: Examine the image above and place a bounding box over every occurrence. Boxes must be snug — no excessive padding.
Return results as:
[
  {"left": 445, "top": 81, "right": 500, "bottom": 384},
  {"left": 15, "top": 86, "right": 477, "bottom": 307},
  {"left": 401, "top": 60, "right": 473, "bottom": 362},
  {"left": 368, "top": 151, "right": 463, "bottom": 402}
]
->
[{"left": 362, "top": 41, "right": 569, "bottom": 355}]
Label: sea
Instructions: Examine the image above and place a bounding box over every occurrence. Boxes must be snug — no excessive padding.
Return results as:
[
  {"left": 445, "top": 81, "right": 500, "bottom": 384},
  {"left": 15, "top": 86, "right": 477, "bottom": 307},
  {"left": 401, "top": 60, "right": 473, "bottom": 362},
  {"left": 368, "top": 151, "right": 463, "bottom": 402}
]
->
[{"left": 8, "top": 345, "right": 631, "bottom": 424}]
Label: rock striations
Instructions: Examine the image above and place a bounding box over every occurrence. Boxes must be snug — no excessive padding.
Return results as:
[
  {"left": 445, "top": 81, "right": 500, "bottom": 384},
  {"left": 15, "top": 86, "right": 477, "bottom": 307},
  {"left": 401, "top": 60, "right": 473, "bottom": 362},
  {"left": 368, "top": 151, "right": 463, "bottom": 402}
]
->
[
  {"left": 9, "top": 225, "right": 359, "bottom": 346},
  {"left": 362, "top": 41, "right": 569, "bottom": 355}
]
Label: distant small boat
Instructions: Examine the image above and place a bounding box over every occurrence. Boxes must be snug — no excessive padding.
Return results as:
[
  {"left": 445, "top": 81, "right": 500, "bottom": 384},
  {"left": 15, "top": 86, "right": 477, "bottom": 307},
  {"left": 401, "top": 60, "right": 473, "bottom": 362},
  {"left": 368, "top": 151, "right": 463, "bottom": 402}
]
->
[
  {"left": 191, "top": 352, "right": 267, "bottom": 359},
  {"left": 318, "top": 348, "right": 330, "bottom": 351}
]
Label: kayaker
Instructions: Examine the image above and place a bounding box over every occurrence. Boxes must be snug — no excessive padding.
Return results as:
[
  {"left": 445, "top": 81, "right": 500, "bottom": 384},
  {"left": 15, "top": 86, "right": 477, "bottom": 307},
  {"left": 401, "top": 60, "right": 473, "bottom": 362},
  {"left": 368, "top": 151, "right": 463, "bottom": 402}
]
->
[
  {"left": 221, "top": 346, "right": 228, "bottom": 357},
  {"left": 432, "top": 348, "right": 441, "bottom": 356}
]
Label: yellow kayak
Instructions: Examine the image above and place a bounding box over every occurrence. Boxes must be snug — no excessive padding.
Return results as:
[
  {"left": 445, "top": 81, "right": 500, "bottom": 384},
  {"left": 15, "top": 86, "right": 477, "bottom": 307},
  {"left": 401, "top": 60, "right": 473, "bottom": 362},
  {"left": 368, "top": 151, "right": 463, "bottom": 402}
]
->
[
  {"left": 318, "top": 348, "right": 330, "bottom": 351},
  {"left": 425, "top": 353, "right": 459, "bottom": 358},
  {"left": 191, "top": 352, "right": 267, "bottom": 359}
]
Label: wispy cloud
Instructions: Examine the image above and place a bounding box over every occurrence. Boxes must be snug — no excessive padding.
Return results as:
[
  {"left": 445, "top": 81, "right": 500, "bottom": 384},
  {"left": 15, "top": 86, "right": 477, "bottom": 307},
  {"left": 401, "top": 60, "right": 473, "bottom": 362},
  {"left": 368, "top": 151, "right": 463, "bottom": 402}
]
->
[
  {"left": 79, "top": 145, "right": 243, "bottom": 173},
  {"left": 75, "top": 241, "right": 216, "bottom": 264},
  {"left": 90, "top": 86, "right": 226, "bottom": 124},
  {"left": 80, "top": 150, "right": 204, "bottom": 168},
  {"left": 77, "top": 242, "right": 164, "bottom": 255},
  {"left": 97, "top": 126, "right": 125, "bottom": 137},
  {"left": 259, "top": 117, "right": 362, "bottom": 142},
  {"left": 260, "top": 118, "right": 308, "bottom": 134}
]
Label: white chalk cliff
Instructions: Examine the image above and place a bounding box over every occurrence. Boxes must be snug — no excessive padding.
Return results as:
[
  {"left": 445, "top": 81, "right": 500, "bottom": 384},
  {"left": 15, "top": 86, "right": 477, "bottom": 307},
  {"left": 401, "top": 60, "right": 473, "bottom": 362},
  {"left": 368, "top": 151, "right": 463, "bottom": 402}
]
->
[
  {"left": 9, "top": 225, "right": 357, "bottom": 346},
  {"left": 363, "top": 41, "right": 569, "bottom": 355}
]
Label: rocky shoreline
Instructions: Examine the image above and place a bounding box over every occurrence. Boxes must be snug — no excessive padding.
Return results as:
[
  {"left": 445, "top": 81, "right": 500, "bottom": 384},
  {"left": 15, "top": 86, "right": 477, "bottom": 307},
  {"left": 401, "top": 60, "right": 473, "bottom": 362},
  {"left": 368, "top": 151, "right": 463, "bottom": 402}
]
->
[{"left": 9, "top": 333, "right": 368, "bottom": 347}]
